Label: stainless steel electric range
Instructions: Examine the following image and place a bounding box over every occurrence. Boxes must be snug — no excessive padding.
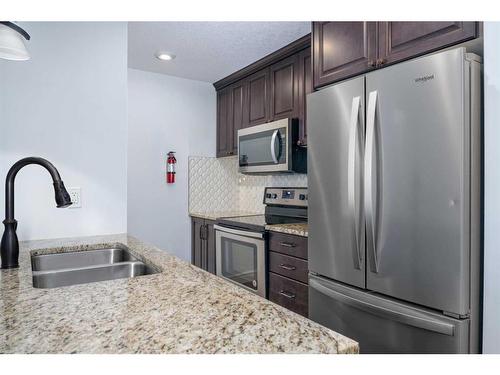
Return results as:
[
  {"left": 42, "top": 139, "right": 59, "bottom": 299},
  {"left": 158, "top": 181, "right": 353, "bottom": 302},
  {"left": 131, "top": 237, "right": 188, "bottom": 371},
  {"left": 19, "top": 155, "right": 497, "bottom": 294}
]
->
[{"left": 214, "top": 187, "right": 308, "bottom": 297}]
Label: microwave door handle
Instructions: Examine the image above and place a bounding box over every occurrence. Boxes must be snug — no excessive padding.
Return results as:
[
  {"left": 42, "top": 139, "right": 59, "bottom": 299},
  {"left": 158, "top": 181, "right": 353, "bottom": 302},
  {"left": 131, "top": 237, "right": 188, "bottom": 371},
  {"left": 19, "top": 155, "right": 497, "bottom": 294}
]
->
[
  {"left": 348, "top": 96, "right": 362, "bottom": 270},
  {"left": 270, "top": 129, "right": 280, "bottom": 164},
  {"left": 365, "top": 90, "right": 380, "bottom": 273}
]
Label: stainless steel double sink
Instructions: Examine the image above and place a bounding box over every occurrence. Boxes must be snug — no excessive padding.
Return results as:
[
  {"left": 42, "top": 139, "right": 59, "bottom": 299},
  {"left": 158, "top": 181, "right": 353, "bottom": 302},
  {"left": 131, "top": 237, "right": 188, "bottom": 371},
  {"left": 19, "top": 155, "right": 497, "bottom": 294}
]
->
[{"left": 31, "top": 245, "right": 158, "bottom": 289}]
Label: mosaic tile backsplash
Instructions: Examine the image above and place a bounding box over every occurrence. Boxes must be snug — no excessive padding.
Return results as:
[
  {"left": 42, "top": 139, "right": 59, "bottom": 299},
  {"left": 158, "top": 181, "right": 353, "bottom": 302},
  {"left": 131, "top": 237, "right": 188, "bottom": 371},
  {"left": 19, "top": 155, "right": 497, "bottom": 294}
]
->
[{"left": 189, "top": 156, "right": 307, "bottom": 214}]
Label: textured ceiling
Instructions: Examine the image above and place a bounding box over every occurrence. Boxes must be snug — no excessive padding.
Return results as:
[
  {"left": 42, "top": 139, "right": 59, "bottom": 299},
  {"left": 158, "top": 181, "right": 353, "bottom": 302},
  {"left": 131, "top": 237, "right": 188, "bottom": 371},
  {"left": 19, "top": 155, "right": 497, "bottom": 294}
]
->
[{"left": 127, "top": 22, "right": 311, "bottom": 83}]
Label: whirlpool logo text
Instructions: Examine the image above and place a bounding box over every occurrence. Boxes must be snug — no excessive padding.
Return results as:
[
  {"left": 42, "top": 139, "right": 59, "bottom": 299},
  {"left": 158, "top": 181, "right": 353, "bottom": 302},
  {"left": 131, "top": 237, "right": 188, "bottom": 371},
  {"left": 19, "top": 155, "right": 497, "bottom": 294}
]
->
[{"left": 414, "top": 74, "right": 435, "bottom": 83}]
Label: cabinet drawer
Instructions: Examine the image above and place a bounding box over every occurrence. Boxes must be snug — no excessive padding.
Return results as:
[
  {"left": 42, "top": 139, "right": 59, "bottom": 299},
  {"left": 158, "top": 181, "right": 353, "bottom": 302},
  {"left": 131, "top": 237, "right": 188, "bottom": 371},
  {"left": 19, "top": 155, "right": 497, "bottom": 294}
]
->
[
  {"left": 269, "top": 251, "right": 308, "bottom": 284},
  {"left": 269, "top": 272, "right": 308, "bottom": 317},
  {"left": 268, "top": 231, "right": 308, "bottom": 259}
]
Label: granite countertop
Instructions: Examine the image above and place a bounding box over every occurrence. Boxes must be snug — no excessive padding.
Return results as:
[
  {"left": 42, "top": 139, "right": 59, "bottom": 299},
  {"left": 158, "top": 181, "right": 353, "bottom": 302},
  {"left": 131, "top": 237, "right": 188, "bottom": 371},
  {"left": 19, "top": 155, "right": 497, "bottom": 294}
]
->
[
  {"left": 189, "top": 210, "right": 261, "bottom": 221},
  {"left": 266, "top": 223, "right": 308, "bottom": 237},
  {"left": 0, "top": 234, "right": 357, "bottom": 354}
]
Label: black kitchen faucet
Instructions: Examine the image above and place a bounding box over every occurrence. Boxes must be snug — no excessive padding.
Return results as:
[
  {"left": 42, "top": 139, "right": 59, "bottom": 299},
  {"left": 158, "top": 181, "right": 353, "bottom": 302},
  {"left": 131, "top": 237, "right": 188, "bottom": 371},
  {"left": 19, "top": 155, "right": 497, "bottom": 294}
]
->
[{"left": 1, "top": 157, "right": 72, "bottom": 269}]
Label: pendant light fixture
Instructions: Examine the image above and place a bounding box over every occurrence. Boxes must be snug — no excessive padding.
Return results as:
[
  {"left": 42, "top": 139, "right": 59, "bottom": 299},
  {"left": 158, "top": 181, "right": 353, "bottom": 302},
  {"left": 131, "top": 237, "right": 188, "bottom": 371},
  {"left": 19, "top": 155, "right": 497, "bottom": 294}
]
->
[{"left": 0, "top": 21, "right": 31, "bottom": 61}]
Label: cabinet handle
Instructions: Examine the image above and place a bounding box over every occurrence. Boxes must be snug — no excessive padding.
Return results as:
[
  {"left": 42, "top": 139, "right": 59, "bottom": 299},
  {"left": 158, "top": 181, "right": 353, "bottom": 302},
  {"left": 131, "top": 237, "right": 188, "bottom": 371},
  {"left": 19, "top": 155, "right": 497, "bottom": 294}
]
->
[
  {"left": 279, "top": 241, "right": 296, "bottom": 248},
  {"left": 279, "top": 264, "right": 297, "bottom": 271},
  {"left": 279, "top": 290, "right": 296, "bottom": 299}
]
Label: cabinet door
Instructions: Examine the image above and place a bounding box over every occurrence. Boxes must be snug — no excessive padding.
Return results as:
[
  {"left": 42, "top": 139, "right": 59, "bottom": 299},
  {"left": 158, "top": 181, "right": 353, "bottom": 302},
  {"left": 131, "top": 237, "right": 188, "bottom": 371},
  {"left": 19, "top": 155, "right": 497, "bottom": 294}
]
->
[
  {"left": 229, "top": 82, "right": 246, "bottom": 155},
  {"left": 298, "top": 47, "right": 312, "bottom": 146},
  {"left": 269, "top": 54, "right": 299, "bottom": 121},
  {"left": 313, "top": 22, "right": 377, "bottom": 89},
  {"left": 246, "top": 69, "right": 270, "bottom": 126},
  {"left": 205, "top": 220, "right": 216, "bottom": 275},
  {"left": 191, "top": 217, "right": 204, "bottom": 268},
  {"left": 216, "top": 87, "right": 233, "bottom": 158},
  {"left": 378, "top": 22, "right": 478, "bottom": 66}
]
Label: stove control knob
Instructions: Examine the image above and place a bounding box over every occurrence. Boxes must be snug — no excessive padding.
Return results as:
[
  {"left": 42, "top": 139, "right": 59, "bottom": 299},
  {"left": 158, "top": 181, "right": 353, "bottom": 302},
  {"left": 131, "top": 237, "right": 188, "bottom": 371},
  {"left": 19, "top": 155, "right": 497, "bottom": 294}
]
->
[
  {"left": 299, "top": 194, "right": 307, "bottom": 201},
  {"left": 271, "top": 193, "right": 278, "bottom": 199},
  {"left": 265, "top": 193, "right": 272, "bottom": 199}
]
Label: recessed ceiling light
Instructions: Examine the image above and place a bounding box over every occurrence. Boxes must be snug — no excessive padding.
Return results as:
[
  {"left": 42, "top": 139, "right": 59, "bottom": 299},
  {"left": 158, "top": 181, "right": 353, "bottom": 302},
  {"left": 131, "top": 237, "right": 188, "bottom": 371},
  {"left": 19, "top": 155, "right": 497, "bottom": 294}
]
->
[{"left": 156, "top": 52, "right": 175, "bottom": 61}]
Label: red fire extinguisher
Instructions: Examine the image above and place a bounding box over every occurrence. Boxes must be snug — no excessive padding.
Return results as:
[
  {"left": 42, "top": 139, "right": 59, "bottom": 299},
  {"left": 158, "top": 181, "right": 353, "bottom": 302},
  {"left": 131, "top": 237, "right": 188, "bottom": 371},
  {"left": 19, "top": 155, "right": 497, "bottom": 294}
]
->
[{"left": 166, "top": 151, "right": 176, "bottom": 184}]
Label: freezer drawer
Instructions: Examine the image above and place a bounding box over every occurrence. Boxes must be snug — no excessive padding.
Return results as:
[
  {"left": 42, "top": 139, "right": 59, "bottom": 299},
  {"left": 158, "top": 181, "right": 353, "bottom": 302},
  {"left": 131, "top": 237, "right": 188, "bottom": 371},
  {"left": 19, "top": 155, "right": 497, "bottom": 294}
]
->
[{"left": 309, "top": 275, "right": 470, "bottom": 353}]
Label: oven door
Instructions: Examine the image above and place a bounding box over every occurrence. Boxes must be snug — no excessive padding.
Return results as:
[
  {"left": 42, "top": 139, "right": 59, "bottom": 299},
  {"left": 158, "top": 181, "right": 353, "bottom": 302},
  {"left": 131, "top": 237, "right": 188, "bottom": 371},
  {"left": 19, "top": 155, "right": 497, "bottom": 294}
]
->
[
  {"left": 214, "top": 225, "right": 266, "bottom": 297},
  {"left": 238, "top": 119, "right": 290, "bottom": 173}
]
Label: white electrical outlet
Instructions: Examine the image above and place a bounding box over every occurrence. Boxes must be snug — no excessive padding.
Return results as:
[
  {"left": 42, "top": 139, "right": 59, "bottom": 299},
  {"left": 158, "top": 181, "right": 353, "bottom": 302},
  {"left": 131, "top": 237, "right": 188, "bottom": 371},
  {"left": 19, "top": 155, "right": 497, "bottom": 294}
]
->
[{"left": 68, "top": 187, "right": 81, "bottom": 208}]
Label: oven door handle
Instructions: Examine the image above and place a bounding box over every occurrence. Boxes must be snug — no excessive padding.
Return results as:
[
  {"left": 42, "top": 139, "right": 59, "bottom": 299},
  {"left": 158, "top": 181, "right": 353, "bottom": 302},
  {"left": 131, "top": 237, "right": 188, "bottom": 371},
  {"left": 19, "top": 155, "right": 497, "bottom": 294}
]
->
[{"left": 214, "top": 225, "right": 264, "bottom": 239}]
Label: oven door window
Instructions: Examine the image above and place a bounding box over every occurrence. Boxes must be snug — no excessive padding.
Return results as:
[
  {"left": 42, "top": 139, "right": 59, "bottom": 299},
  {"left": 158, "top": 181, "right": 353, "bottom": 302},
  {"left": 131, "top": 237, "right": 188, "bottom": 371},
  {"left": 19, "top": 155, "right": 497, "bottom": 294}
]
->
[
  {"left": 239, "top": 127, "right": 286, "bottom": 167},
  {"left": 220, "top": 237, "right": 258, "bottom": 291}
]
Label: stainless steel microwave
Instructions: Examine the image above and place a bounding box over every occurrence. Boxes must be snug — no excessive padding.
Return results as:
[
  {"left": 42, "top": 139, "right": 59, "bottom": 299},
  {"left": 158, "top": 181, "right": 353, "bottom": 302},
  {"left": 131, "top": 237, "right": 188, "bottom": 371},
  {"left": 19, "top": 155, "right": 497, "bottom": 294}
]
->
[{"left": 237, "top": 118, "right": 307, "bottom": 174}]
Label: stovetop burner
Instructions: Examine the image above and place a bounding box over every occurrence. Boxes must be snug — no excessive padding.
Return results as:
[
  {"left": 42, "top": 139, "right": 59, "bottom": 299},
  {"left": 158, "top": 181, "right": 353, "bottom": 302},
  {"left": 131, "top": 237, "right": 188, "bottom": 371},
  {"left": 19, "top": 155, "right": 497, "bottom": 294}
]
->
[{"left": 216, "top": 187, "right": 308, "bottom": 232}]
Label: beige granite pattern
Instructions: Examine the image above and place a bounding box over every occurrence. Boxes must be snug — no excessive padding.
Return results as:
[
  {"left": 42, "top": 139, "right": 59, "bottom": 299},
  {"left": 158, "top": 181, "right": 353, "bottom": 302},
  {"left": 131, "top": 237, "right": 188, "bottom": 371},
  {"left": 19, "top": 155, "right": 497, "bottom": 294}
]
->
[
  {"left": 266, "top": 223, "right": 308, "bottom": 237},
  {"left": 0, "top": 234, "right": 357, "bottom": 354},
  {"left": 189, "top": 211, "right": 260, "bottom": 221}
]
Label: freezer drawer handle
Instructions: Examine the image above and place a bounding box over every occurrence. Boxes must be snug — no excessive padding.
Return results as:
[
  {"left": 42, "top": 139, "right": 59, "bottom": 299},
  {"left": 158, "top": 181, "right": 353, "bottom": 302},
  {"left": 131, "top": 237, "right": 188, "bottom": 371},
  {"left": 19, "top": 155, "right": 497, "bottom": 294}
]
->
[
  {"left": 310, "top": 278, "right": 455, "bottom": 336},
  {"left": 279, "top": 241, "right": 296, "bottom": 248},
  {"left": 348, "top": 95, "right": 363, "bottom": 270},
  {"left": 279, "top": 290, "right": 296, "bottom": 299},
  {"left": 279, "top": 264, "right": 297, "bottom": 271}
]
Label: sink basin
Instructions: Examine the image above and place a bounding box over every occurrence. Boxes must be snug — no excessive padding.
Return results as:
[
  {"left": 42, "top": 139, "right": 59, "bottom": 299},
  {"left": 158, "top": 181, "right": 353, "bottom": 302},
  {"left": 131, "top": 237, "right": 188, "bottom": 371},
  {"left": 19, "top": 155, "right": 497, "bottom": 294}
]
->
[
  {"left": 32, "top": 247, "right": 139, "bottom": 272},
  {"left": 31, "top": 245, "right": 158, "bottom": 289},
  {"left": 32, "top": 261, "right": 157, "bottom": 289}
]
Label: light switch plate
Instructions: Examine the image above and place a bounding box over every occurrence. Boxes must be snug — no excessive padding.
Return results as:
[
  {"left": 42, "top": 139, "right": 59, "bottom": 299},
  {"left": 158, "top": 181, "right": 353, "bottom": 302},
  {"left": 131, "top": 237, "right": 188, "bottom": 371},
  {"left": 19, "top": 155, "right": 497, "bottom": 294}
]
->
[{"left": 68, "top": 187, "right": 81, "bottom": 208}]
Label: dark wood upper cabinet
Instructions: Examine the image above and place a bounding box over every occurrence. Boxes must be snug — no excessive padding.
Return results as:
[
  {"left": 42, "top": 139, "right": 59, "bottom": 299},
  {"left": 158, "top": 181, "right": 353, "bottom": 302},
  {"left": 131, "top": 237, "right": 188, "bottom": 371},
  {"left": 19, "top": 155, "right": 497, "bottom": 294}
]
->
[
  {"left": 312, "top": 21, "right": 480, "bottom": 88},
  {"left": 229, "top": 82, "right": 246, "bottom": 154},
  {"left": 378, "top": 22, "right": 478, "bottom": 66},
  {"left": 298, "top": 47, "right": 312, "bottom": 146},
  {"left": 269, "top": 54, "right": 299, "bottom": 121},
  {"left": 313, "top": 22, "right": 377, "bottom": 89},
  {"left": 246, "top": 69, "right": 270, "bottom": 126},
  {"left": 214, "top": 35, "right": 310, "bottom": 158},
  {"left": 216, "top": 87, "right": 232, "bottom": 158}
]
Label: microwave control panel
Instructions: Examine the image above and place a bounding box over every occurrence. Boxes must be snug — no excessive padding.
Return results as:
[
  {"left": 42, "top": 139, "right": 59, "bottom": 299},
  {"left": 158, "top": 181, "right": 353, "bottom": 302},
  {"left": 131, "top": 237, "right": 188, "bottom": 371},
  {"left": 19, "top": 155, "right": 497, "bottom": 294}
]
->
[{"left": 263, "top": 187, "right": 308, "bottom": 207}]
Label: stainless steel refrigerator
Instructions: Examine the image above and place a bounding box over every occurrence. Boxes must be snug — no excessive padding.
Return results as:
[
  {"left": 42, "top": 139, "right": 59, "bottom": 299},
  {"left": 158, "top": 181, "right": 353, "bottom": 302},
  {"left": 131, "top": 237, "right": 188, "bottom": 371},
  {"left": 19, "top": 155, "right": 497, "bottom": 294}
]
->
[{"left": 307, "top": 47, "right": 482, "bottom": 353}]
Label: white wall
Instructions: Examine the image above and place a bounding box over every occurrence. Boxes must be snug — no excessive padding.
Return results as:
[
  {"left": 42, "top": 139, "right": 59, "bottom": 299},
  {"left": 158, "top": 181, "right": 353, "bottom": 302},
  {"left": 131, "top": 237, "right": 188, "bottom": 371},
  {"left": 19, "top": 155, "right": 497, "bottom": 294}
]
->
[
  {"left": 127, "top": 68, "right": 215, "bottom": 261},
  {"left": 483, "top": 22, "right": 500, "bottom": 354},
  {"left": 0, "top": 22, "right": 128, "bottom": 241}
]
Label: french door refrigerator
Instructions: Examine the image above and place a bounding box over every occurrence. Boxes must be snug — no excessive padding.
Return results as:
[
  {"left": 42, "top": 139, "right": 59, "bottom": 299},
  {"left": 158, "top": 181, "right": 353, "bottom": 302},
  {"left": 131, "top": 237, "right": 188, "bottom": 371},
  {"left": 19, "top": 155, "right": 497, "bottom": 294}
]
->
[{"left": 307, "top": 47, "right": 482, "bottom": 353}]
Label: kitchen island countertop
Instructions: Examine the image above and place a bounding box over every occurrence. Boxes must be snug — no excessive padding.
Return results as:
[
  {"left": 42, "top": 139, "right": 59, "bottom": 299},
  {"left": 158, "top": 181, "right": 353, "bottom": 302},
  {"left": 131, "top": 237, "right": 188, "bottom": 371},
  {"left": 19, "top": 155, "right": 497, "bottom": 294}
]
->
[{"left": 0, "top": 234, "right": 357, "bottom": 354}]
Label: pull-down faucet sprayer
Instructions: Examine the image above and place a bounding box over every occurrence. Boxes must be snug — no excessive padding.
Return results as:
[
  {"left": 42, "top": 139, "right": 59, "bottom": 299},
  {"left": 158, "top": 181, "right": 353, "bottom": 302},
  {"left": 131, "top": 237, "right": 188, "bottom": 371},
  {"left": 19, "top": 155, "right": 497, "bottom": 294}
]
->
[{"left": 1, "top": 157, "right": 72, "bottom": 269}]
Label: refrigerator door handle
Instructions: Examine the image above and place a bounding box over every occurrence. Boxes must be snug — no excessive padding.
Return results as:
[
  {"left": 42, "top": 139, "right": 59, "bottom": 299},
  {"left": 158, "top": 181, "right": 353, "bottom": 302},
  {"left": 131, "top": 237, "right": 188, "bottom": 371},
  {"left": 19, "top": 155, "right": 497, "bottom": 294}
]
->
[
  {"left": 365, "top": 90, "right": 380, "bottom": 273},
  {"left": 309, "top": 278, "right": 455, "bottom": 336},
  {"left": 348, "top": 95, "right": 363, "bottom": 270}
]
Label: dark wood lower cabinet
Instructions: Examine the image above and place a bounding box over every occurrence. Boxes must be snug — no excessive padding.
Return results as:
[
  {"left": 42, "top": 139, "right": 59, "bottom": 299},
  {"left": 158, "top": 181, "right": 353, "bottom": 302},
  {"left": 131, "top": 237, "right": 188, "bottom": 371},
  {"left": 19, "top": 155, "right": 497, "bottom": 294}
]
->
[
  {"left": 269, "top": 272, "right": 309, "bottom": 317},
  {"left": 191, "top": 217, "right": 216, "bottom": 274},
  {"left": 267, "top": 232, "right": 309, "bottom": 317}
]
